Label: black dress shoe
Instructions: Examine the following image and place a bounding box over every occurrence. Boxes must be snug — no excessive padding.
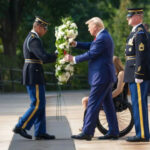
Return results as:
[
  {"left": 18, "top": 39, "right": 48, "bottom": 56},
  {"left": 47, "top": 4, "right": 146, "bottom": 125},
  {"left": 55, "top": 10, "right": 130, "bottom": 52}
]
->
[
  {"left": 126, "top": 136, "right": 149, "bottom": 142},
  {"left": 98, "top": 134, "right": 118, "bottom": 140},
  {"left": 13, "top": 126, "right": 32, "bottom": 139},
  {"left": 71, "top": 133, "right": 92, "bottom": 141},
  {"left": 35, "top": 133, "right": 55, "bottom": 140}
]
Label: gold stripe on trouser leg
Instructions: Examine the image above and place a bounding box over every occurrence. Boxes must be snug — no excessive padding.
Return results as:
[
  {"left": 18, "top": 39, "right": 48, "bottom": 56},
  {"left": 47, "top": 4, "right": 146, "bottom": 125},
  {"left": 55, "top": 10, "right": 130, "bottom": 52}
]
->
[
  {"left": 22, "top": 84, "right": 40, "bottom": 129},
  {"left": 137, "top": 83, "right": 145, "bottom": 138}
]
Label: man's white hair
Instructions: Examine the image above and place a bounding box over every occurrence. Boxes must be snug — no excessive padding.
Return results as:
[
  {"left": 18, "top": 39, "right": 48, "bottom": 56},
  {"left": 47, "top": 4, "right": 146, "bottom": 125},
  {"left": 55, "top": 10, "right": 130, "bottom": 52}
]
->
[{"left": 85, "top": 17, "right": 104, "bottom": 28}]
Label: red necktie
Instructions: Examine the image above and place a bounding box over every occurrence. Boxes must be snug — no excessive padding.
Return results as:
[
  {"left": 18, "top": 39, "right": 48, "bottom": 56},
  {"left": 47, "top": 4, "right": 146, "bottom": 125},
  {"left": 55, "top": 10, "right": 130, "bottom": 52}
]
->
[
  {"left": 64, "top": 50, "right": 67, "bottom": 55},
  {"left": 94, "top": 37, "right": 96, "bottom": 41}
]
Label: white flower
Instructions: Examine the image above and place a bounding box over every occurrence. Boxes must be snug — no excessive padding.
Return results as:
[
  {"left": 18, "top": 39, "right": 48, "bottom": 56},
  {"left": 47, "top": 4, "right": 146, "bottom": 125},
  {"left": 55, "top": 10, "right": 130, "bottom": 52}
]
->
[
  {"left": 68, "top": 38, "right": 74, "bottom": 44},
  {"left": 59, "top": 43, "right": 65, "bottom": 49},
  {"left": 70, "top": 72, "right": 73, "bottom": 76},
  {"left": 55, "top": 17, "right": 78, "bottom": 84},
  {"left": 65, "top": 43, "right": 70, "bottom": 49},
  {"left": 71, "top": 23, "right": 77, "bottom": 28},
  {"left": 58, "top": 72, "right": 70, "bottom": 82},
  {"left": 65, "top": 64, "right": 74, "bottom": 72},
  {"left": 58, "top": 73, "right": 67, "bottom": 82},
  {"left": 61, "top": 24, "right": 67, "bottom": 29},
  {"left": 70, "top": 61, "right": 74, "bottom": 65},
  {"left": 58, "top": 42, "right": 69, "bottom": 49},
  {"left": 65, "top": 72, "right": 70, "bottom": 80},
  {"left": 67, "top": 30, "right": 76, "bottom": 38},
  {"left": 56, "top": 65, "right": 62, "bottom": 71},
  {"left": 59, "top": 58, "right": 66, "bottom": 64},
  {"left": 66, "top": 21, "right": 71, "bottom": 25}
]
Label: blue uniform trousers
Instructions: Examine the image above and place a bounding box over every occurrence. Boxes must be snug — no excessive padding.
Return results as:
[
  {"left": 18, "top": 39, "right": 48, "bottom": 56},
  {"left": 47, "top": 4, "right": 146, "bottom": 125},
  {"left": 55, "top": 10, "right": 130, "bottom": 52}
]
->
[
  {"left": 16, "top": 84, "right": 46, "bottom": 136},
  {"left": 82, "top": 82, "right": 119, "bottom": 136},
  {"left": 129, "top": 81, "right": 149, "bottom": 140}
]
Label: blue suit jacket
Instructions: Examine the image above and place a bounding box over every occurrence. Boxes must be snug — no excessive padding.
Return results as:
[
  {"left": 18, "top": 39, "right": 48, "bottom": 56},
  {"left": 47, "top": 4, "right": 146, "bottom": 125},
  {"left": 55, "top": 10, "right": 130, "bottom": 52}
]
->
[{"left": 75, "top": 29, "right": 116, "bottom": 86}]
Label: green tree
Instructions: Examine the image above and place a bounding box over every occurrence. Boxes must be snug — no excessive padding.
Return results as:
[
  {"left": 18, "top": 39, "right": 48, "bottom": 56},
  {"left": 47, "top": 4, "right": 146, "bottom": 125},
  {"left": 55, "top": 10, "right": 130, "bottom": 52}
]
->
[
  {"left": 0, "top": 0, "right": 34, "bottom": 56},
  {"left": 111, "top": 0, "right": 150, "bottom": 63},
  {"left": 111, "top": 0, "right": 131, "bottom": 62},
  {"left": 0, "top": 0, "right": 76, "bottom": 56}
]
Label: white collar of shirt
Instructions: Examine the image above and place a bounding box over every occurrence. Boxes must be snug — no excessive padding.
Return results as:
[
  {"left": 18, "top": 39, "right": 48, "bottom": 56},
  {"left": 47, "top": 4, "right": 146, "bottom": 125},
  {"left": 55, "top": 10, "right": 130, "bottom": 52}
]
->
[
  {"left": 31, "top": 29, "right": 39, "bottom": 38},
  {"left": 96, "top": 28, "right": 105, "bottom": 37},
  {"left": 132, "top": 23, "right": 142, "bottom": 32}
]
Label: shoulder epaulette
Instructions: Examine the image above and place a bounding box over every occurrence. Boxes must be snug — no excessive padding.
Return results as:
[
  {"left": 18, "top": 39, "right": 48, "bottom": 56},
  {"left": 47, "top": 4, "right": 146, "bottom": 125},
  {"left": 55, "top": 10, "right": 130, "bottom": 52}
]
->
[
  {"left": 30, "top": 33, "right": 39, "bottom": 39},
  {"left": 31, "top": 33, "right": 35, "bottom": 38},
  {"left": 27, "top": 33, "right": 38, "bottom": 51}
]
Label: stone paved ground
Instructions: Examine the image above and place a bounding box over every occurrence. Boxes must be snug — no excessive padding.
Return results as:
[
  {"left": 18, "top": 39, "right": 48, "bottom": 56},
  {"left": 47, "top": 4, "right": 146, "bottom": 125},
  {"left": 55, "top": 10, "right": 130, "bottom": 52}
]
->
[{"left": 0, "top": 90, "right": 150, "bottom": 150}]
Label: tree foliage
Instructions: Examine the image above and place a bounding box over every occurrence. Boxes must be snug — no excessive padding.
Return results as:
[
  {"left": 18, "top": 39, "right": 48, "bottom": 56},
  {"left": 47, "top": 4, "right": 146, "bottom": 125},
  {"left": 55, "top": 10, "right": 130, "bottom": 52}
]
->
[{"left": 0, "top": 0, "right": 150, "bottom": 91}]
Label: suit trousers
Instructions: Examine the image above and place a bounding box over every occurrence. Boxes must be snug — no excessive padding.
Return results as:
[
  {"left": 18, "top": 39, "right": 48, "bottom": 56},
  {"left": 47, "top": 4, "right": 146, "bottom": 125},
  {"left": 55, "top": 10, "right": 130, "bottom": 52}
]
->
[
  {"left": 129, "top": 81, "right": 150, "bottom": 140},
  {"left": 16, "top": 84, "right": 46, "bottom": 136},
  {"left": 82, "top": 82, "right": 119, "bottom": 136}
]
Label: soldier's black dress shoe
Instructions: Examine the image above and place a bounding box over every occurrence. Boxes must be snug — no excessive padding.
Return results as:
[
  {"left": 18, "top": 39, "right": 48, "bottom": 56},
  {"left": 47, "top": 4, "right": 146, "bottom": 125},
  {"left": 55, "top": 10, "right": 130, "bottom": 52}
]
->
[
  {"left": 35, "top": 133, "right": 55, "bottom": 140},
  {"left": 126, "top": 136, "right": 149, "bottom": 142},
  {"left": 13, "top": 126, "right": 32, "bottom": 139},
  {"left": 71, "top": 133, "right": 92, "bottom": 141},
  {"left": 98, "top": 133, "right": 119, "bottom": 140}
]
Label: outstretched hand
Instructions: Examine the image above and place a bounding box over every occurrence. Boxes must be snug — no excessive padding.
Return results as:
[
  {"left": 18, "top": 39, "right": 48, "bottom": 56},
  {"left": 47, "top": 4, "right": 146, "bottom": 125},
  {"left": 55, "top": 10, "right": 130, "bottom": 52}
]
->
[{"left": 64, "top": 54, "right": 73, "bottom": 62}]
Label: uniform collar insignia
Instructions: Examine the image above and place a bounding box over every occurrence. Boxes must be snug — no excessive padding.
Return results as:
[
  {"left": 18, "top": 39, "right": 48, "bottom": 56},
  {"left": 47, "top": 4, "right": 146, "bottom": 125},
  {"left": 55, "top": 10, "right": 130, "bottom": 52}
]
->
[
  {"left": 31, "top": 29, "right": 39, "bottom": 38},
  {"left": 139, "top": 43, "right": 144, "bottom": 51},
  {"left": 132, "top": 23, "right": 142, "bottom": 32},
  {"left": 31, "top": 33, "right": 35, "bottom": 38}
]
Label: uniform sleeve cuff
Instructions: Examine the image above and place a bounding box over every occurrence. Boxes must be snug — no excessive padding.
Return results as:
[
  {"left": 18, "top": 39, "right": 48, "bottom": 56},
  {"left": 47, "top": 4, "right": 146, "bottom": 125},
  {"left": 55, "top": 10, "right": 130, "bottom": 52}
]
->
[{"left": 73, "top": 57, "right": 77, "bottom": 64}]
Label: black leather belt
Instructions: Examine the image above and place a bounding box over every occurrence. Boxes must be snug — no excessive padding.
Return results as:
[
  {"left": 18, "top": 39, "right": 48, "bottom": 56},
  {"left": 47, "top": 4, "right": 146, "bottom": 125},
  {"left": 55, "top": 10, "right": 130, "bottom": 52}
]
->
[{"left": 25, "top": 59, "right": 43, "bottom": 64}]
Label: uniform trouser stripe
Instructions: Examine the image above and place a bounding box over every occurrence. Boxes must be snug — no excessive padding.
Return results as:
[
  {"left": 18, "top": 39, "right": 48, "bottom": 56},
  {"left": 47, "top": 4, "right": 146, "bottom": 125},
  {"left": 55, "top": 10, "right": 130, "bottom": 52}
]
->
[
  {"left": 137, "top": 83, "right": 145, "bottom": 138},
  {"left": 22, "top": 84, "right": 40, "bottom": 129}
]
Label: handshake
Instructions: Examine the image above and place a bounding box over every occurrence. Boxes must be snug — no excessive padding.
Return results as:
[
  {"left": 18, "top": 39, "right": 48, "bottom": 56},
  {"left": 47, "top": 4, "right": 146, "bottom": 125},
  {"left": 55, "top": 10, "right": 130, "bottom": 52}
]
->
[
  {"left": 64, "top": 54, "right": 74, "bottom": 63},
  {"left": 63, "top": 40, "right": 77, "bottom": 63}
]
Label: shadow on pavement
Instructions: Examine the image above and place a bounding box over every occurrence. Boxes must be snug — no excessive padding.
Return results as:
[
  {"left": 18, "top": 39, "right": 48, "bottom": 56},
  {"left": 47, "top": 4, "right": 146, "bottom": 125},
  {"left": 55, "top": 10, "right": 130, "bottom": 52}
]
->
[{"left": 8, "top": 116, "right": 75, "bottom": 150}]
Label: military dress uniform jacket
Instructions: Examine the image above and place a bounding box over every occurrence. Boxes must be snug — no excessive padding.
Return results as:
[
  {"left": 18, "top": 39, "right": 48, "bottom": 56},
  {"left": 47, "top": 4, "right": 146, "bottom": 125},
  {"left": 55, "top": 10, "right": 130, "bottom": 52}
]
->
[
  {"left": 23, "top": 31, "right": 57, "bottom": 85},
  {"left": 124, "top": 24, "right": 150, "bottom": 83}
]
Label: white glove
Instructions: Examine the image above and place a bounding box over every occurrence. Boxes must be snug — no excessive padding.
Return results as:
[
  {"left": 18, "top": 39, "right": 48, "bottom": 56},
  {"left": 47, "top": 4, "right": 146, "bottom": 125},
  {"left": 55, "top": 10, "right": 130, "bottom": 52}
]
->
[
  {"left": 55, "top": 49, "right": 58, "bottom": 54},
  {"left": 135, "top": 78, "right": 143, "bottom": 83}
]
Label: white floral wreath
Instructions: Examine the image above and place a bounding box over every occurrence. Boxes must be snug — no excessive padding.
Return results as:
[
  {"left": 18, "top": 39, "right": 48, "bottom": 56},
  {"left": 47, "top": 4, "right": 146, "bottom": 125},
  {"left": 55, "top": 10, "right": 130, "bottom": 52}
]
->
[{"left": 55, "top": 17, "right": 78, "bottom": 85}]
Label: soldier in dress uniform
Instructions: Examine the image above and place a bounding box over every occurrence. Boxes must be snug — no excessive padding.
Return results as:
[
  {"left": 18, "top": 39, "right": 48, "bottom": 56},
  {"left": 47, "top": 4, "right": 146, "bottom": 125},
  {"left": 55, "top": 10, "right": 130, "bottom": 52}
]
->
[
  {"left": 13, "top": 16, "right": 57, "bottom": 140},
  {"left": 124, "top": 8, "right": 150, "bottom": 142}
]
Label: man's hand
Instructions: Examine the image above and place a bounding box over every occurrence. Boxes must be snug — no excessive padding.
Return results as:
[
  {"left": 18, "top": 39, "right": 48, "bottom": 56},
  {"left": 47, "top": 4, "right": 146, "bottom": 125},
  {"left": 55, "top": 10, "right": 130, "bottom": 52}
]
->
[
  {"left": 135, "top": 78, "right": 143, "bottom": 83},
  {"left": 64, "top": 54, "right": 73, "bottom": 62},
  {"left": 69, "top": 41, "right": 77, "bottom": 47}
]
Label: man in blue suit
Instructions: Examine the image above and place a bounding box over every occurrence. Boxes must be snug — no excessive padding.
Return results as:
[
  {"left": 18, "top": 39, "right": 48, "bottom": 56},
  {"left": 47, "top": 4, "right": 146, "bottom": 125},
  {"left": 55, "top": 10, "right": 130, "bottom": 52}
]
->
[{"left": 64, "top": 17, "right": 119, "bottom": 140}]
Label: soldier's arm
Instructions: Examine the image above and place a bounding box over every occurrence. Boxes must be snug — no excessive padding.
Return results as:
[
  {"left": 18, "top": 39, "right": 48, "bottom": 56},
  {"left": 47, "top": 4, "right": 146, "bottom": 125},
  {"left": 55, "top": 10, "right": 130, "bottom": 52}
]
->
[
  {"left": 29, "top": 37, "right": 57, "bottom": 63},
  {"left": 135, "top": 31, "right": 147, "bottom": 79}
]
